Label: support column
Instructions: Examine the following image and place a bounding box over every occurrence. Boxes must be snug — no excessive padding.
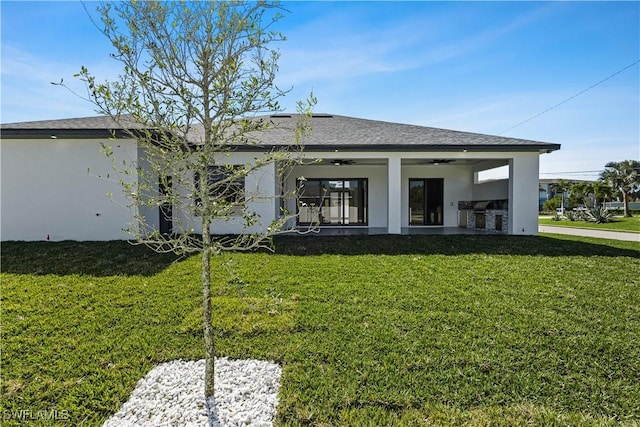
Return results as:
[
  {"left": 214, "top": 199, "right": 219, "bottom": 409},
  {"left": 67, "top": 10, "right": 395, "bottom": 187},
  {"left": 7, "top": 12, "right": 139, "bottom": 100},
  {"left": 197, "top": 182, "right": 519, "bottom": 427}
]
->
[
  {"left": 250, "top": 161, "right": 279, "bottom": 233},
  {"left": 387, "top": 156, "right": 402, "bottom": 234},
  {"left": 508, "top": 153, "right": 540, "bottom": 235}
]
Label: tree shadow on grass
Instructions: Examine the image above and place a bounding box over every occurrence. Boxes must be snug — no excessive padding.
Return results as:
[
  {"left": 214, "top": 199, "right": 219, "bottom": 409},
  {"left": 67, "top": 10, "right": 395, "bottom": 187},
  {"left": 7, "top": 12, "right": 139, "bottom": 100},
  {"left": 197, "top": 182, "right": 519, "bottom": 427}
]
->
[
  {"left": 271, "top": 234, "right": 640, "bottom": 258},
  {"left": 2, "top": 235, "right": 637, "bottom": 277},
  {"left": 0, "top": 240, "right": 189, "bottom": 277}
]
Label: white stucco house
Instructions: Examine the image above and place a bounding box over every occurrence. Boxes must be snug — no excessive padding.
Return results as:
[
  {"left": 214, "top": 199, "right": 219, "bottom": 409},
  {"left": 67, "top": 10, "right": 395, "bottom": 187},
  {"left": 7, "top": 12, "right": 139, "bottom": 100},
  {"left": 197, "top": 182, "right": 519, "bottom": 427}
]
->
[{"left": 1, "top": 114, "right": 560, "bottom": 241}]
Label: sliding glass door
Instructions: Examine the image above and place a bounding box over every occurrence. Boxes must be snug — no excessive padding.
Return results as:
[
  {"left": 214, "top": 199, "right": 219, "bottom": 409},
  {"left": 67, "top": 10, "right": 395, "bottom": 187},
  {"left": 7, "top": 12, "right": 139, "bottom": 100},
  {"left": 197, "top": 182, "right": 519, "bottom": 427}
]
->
[
  {"left": 298, "top": 179, "right": 368, "bottom": 225},
  {"left": 409, "top": 178, "right": 444, "bottom": 225}
]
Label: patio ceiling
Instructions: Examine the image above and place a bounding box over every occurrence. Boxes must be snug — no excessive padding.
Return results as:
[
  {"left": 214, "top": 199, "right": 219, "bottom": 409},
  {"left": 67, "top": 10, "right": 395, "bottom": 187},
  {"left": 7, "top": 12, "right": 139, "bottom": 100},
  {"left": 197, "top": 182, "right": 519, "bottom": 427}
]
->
[{"left": 313, "top": 158, "right": 508, "bottom": 166}]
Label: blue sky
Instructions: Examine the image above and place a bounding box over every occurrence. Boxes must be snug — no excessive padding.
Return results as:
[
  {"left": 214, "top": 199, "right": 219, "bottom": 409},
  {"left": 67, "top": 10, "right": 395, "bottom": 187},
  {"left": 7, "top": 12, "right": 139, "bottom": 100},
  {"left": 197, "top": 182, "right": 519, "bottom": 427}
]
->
[{"left": 1, "top": 1, "right": 638, "bottom": 180}]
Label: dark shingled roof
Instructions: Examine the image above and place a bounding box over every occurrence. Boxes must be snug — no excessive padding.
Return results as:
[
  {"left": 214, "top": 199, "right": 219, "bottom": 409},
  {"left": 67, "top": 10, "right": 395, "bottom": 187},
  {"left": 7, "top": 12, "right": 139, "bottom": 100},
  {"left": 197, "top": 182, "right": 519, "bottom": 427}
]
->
[
  {"left": 0, "top": 115, "right": 144, "bottom": 139},
  {"left": 2, "top": 115, "right": 124, "bottom": 129},
  {"left": 243, "top": 114, "right": 560, "bottom": 152},
  {"left": 1, "top": 114, "right": 561, "bottom": 152}
]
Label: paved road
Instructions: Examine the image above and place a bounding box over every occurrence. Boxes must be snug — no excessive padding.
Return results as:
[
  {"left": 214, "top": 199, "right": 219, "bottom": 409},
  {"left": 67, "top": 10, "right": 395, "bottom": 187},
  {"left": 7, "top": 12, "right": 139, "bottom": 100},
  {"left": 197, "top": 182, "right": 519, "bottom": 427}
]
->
[{"left": 539, "top": 225, "right": 640, "bottom": 242}]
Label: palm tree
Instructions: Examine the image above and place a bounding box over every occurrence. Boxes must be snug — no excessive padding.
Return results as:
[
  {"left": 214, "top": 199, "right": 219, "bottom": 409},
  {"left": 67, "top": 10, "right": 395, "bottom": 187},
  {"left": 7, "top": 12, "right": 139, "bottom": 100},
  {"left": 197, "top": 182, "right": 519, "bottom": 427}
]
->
[
  {"left": 600, "top": 160, "right": 640, "bottom": 217},
  {"left": 591, "top": 181, "right": 614, "bottom": 208},
  {"left": 568, "top": 181, "right": 593, "bottom": 208}
]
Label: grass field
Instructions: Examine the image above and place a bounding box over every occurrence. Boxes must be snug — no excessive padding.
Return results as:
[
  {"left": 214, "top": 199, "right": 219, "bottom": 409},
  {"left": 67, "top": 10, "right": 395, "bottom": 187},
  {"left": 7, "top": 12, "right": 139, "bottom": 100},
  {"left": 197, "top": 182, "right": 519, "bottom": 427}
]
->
[
  {"left": 2, "top": 235, "right": 639, "bottom": 426},
  {"left": 539, "top": 215, "right": 640, "bottom": 233}
]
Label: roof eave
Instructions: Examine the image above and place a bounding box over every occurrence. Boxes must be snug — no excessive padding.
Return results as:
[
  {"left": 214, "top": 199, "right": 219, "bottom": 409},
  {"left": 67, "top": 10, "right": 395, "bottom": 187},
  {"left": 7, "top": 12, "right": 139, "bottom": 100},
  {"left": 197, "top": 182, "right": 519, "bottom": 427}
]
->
[
  {"left": 1, "top": 130, "right": 561, "bottom": 154},
  {"left": 228, "top": 143, "right": 562, "bottom": 153},
  {"left": 0, "top": 129, "right": 133, "bottom": 139}
]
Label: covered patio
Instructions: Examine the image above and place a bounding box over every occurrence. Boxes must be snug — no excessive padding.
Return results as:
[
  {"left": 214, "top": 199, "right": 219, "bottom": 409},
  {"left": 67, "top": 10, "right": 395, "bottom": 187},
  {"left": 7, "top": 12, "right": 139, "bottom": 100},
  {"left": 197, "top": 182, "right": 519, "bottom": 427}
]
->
[{"left": 284, "top": 150, "right": 542, "bottom": 236}]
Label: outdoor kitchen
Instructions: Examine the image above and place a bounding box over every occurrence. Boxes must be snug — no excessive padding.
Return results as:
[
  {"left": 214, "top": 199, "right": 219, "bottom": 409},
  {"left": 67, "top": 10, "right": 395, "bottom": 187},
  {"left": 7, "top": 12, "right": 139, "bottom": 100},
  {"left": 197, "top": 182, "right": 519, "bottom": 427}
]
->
[{"left": 458, "top": 200, "right": 509, "bottom": 233}]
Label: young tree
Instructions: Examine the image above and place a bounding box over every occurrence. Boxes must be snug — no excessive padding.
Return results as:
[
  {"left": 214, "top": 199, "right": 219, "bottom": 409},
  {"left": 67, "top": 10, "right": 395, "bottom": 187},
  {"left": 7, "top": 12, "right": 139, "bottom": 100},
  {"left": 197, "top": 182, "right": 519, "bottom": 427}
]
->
[
  {"left": 542, "top": 195, "right": 562, "bottom": 212},
  {"left": 601, "top": 160, "right": 640, "bottom": 217},
  {"left": 64, "top": 1, "right": 314, "bottom": 401}
]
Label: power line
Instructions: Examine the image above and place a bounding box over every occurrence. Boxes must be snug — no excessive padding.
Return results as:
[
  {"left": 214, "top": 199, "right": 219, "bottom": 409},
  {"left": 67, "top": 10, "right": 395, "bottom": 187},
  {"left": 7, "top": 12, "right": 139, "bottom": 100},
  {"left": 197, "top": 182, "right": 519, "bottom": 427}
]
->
[{"left": 499, "top": 59, "right": 640, "bottom": 135}]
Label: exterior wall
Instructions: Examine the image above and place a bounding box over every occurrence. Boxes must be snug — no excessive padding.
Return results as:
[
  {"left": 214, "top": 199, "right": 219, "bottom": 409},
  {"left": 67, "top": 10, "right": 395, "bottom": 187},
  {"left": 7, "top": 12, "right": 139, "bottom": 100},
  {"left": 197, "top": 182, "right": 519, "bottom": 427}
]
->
[
  {"left": 472, "top": 179, "right": 509, "bottom": 200},
  {"left": 1, "top": 138, "right": 138, "bottom": 241},
  {"left": 509, "top": 153, "right": 540, "bottom": 235},
  {"left": 172, "top": 152, "right": 281, "bottom": 235},
  {"left": 1, "top": 141, "right": 545, "bottom": 239},
  {"left": 388, "top": 156, "right": 402, "bottom": 233}
]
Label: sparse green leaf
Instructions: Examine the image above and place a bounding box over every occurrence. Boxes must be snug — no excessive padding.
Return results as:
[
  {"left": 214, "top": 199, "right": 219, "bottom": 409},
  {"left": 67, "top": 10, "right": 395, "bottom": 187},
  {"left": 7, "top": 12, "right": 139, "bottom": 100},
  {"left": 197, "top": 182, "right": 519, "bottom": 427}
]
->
[{"left": 52, "top": 0, "right": 315, "bottom": 400}]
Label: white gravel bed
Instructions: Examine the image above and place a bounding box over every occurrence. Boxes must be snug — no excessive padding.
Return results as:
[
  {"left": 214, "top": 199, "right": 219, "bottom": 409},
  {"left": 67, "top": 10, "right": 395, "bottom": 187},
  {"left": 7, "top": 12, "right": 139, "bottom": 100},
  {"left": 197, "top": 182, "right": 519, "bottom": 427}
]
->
[{"left": 103, "top": 358, "right": 282, "bottom": 427}]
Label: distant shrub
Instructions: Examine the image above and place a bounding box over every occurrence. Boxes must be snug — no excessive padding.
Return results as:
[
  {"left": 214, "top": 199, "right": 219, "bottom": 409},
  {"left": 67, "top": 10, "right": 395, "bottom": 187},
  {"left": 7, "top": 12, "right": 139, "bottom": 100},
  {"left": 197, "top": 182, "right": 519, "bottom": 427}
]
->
[
  {"left": 586, "top": 207, "right": 613, "bottom": 224},
  {"left": 551, "top": 214, "right": 563, "bottom": 221},
  {"left": 564, "top": 211, "right": 578, "bottom": 221}
]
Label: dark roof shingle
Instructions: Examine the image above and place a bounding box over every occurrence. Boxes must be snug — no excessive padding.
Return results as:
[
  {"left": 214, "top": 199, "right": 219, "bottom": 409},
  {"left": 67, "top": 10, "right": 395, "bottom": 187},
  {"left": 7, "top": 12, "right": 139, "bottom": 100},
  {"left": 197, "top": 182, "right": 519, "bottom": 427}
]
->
[
  {"left": 1, "top": 114, "right": 561, "bottom": 152},
  {"left": 244, "top": 114, "right": 559, "bottom": 151}
]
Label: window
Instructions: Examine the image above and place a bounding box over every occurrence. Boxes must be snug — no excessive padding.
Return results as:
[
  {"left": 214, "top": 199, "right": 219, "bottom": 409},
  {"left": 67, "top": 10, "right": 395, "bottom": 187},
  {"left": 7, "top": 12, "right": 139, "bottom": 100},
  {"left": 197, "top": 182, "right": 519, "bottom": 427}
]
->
[
  {"left": 297, "top": 178, "right": 368, "bottom": 225},
  {"left": 194, "top": 165, "right": 245, "bottom": 210},
  {"left": 409, "top": 178, "right": 443, "bottom": 225}
]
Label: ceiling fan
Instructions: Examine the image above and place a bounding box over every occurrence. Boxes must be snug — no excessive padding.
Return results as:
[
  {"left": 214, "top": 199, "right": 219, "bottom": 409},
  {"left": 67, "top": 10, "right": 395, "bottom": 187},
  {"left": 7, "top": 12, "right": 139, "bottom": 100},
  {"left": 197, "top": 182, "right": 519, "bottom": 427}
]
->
[
  {"left": 429, "top": 159, "right": 454, "bottom": 165},
  {"left": 330, "top": 159, "right": 355, "bottom": 166}
]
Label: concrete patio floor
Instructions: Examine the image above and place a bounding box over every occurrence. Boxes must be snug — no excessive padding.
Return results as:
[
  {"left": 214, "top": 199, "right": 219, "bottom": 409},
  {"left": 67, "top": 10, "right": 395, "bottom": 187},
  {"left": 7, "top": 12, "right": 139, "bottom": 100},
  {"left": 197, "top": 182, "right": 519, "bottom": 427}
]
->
[
  {"left": 291, "top": 225, "right": 640, "bottom": 241},
  {"left": 295, "top": 227, "right": 497, "bottom": 236}
]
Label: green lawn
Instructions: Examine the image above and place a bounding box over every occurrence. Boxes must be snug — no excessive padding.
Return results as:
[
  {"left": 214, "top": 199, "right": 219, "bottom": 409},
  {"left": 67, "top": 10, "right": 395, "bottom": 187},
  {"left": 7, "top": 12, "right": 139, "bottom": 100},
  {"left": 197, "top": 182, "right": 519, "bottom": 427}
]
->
[
  {"left": 2, "top": 235, "right": 639, "bottom": 426},
  {"left": 539, "top": 215, "right": 640, "bottom": 233}
]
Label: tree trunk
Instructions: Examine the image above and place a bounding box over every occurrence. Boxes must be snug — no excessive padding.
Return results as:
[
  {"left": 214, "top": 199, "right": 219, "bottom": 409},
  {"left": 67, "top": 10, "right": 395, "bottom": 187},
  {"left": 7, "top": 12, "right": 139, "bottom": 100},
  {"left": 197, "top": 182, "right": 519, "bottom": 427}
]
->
[
  {"left": 202, "top": 219, "right": 215, "bottom": 398},
  {"left": 623, "top": 191, "right": 631, "bottom": 217}
]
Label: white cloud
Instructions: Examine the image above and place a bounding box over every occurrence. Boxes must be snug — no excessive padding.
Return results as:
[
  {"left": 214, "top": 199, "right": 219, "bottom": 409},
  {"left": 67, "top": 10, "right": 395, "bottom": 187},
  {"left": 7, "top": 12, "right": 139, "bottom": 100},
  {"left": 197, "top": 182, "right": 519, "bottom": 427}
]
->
[
  {"left": 419, "top": 3, "right": 559, "bottom": 65},
  {"left": 276, "top": 26, "right": 421, "bottom": 87},
  {"left": 1, "top": 45, "right": 121, "bottom": 122}
]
